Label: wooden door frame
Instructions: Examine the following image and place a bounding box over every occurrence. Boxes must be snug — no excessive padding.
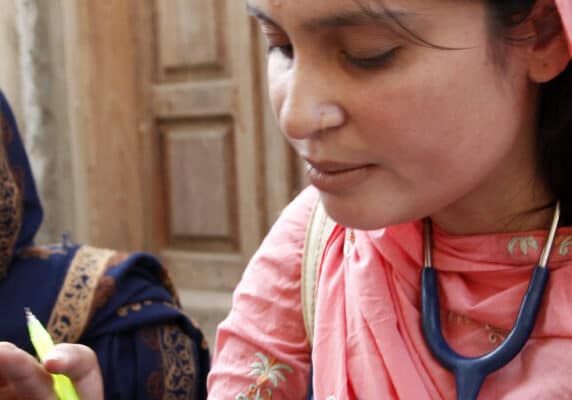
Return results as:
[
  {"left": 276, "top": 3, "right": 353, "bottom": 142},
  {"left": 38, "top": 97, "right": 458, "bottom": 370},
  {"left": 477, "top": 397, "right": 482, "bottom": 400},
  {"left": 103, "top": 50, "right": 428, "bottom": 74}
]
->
[
  {"left": 64, "top": 0, "right": 304, "bottom": 257},
  {"left": 63, "top": 1, "right": 146, "bottom": 251}
]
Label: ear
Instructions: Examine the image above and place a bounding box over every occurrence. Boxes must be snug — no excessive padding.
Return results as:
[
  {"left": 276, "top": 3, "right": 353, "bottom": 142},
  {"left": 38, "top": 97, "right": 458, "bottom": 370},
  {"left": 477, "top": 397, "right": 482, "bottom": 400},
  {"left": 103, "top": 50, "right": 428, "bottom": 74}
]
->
[
  {"left": 527, "top": 0, "right": 570, "bottom": 83},
  {"left": 555, "top": 0, "right": 572, "bottom": 55}
]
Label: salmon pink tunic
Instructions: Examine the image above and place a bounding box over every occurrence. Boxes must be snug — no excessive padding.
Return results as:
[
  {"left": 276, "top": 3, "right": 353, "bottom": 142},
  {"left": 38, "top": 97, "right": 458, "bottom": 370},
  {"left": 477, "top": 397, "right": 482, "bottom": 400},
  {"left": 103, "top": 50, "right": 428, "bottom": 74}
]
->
[{"left": 208, "top": 187, "right": 572, "bottom": 399}]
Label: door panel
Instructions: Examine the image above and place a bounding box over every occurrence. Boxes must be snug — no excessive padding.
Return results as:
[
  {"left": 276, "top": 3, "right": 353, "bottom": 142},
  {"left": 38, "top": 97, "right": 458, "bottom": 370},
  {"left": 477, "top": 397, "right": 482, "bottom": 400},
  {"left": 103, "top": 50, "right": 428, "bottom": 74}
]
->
[
  {"left": 60, "top": 0, "right": 310, "bottom": 344},
  {"left": 132, "top": 0, "right": 305, "bottom": 344}
]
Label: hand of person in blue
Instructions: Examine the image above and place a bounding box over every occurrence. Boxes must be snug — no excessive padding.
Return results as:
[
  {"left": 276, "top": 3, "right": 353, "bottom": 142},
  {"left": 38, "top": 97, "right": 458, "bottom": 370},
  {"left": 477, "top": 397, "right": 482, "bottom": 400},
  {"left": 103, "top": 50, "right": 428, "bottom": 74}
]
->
[{"left": 0, "top": 342, "right": 103, "bottom": 400}]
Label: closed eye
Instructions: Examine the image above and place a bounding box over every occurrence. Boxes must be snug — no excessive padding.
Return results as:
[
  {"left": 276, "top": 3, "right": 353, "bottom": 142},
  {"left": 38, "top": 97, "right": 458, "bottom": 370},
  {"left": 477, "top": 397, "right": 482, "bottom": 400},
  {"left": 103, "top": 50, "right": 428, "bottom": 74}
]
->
[{"left": 344, "top": 47, "right": 400, "bottom": 69}]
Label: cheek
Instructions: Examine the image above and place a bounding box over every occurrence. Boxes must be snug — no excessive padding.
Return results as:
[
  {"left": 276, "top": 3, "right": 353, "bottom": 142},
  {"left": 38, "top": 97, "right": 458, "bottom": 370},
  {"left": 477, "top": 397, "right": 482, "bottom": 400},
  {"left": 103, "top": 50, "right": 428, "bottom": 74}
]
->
[
  {"left": 351, "top": 50, "right": 526, "bottom": 172},
  {"left": 267, "top": 56, "right": 290, "bottom": 117}
]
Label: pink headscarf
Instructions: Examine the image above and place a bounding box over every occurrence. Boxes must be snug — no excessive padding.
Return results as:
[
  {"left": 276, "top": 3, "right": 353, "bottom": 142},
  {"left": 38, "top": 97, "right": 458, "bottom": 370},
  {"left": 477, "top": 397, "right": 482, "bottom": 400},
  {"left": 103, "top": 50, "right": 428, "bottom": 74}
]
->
[{"left": 556, "top": 0, "right": 572, "bottom": 56}]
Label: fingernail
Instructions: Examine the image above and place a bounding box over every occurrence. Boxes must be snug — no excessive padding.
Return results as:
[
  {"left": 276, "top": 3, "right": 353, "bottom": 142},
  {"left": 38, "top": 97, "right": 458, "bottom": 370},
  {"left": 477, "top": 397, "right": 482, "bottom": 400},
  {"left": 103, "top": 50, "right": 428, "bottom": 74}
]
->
[{"left": 44, "top": 349, "right": 68, "bottom": 365}]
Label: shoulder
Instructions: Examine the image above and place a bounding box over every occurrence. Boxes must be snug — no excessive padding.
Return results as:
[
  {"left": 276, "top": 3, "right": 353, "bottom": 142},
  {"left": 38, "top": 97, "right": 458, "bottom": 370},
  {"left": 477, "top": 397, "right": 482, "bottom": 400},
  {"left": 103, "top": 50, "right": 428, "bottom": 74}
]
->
[
  {"left": 261, "top": 185, "right": 320, "bottom": 250},
  {"left": 227, "top": 186, "right": 320, "bottom": 327},
  {"left": 209, "top": 189, "right": 318, "bottom": 396},
  {"left": 240, "top": 186, "right": 319, "bottom": 284},
  {"left": 39, "top": 244, "right": 179, "bottom": 343}
]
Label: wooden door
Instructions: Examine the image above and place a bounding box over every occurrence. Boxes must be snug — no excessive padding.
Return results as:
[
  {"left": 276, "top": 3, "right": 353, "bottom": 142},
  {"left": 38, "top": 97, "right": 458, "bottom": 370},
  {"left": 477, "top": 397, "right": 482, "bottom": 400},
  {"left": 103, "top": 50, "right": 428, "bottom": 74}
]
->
[
  {"left": 131, "top": 1, "right": 305, "bottom": 340},
  {"left": 64, "top": 0, "right": 305, "bottom": 343}
]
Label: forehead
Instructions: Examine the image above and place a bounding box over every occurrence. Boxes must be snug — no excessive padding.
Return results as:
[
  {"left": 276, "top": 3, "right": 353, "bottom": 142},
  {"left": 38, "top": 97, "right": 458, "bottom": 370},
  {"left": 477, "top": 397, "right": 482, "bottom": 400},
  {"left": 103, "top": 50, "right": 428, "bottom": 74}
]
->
[
  {"left": 247, "top": 0, "right": 409, "bottom": 21},
  {"left": 247, "top": 0, "right": 420, "bottom": 32},
  {"left": 247, "top": 0, "right": 478, "bottom": 30},
  {"left": 247, "top": 0, "right": 487, "bottom": 47}
]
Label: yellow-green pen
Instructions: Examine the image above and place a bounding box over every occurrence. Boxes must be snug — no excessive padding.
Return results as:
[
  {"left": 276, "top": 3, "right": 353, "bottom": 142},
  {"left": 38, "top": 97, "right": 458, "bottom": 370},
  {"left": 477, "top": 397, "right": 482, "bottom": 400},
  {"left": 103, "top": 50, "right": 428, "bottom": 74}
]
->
[{"left": 25, "top": 308, "right": 80, "bottom": 400}]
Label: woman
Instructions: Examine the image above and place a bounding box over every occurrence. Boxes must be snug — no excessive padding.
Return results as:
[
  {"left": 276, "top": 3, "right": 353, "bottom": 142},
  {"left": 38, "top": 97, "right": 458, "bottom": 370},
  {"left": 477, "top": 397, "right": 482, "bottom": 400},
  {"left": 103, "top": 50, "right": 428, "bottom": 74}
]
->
[
  {"left": 0, "top": 90, "right": 209, "bottom": 399},
  {"left": 4, "top": 0, "right": 571, "bottom": 398},
  {"left": 208, "top": 0, "right": 572, "bottom": 399}
]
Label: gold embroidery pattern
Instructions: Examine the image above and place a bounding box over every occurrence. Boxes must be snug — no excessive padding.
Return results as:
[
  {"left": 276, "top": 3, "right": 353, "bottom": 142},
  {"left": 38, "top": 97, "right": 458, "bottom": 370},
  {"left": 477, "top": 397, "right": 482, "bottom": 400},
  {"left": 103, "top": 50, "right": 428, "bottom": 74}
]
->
[
  {"left": 484, "top": 323, "right": 508, "bottom": 344},
  {"left": 117, "top": 300, "right": 178, "bottom": 318},
  {"left": 447, "top": 311, "right": 472, "bottom": 326},
  {"left": 47, "top": 245, "right": 116, "bottom": 343},
  {"left": 447, "top": 311, "right": 509, "bottom": 345},
  {"left": 141, "top": 327, "right": 163, "bottom": 399},
  {"left": 20, "top": 245, "right": 67, "bottom": 260},
  {"left": 92, "top": 275, "right": 117, "bottom": 310},
  {"left": 0, "top": 113, "right": 22, "bottom": 279},
  {"left": 142, "top": 324, "right": 196, "bottom": 400},
  {"left": 117, "top": 302, "right": 145, "bottom": 317},
  {"left": 236, "top": 353, "right": 294, "bottom": 400},
  {"left": 92, "top": 253, "right": 130, "bottom": 310}
]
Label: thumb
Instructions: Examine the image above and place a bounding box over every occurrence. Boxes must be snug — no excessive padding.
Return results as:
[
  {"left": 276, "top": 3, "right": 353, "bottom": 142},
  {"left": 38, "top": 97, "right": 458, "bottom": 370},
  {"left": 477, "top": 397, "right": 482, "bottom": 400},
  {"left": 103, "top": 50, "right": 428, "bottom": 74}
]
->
[{"left": 43, "top": 343, "right": 104, "bottom": 400}]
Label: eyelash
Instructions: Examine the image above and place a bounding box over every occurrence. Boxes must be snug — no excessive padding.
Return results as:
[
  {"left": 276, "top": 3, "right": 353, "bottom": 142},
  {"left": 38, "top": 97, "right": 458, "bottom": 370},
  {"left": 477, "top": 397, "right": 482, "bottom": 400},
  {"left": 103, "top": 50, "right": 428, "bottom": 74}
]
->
[
  {"left": 268, "top": 44, "right": 294, "bottom": 59},
  {"left": 268, "top": 44, "right": 399, "bottom": 70},
  {"left": 343, "top": 47, "right": 400, "bottom": 69}
]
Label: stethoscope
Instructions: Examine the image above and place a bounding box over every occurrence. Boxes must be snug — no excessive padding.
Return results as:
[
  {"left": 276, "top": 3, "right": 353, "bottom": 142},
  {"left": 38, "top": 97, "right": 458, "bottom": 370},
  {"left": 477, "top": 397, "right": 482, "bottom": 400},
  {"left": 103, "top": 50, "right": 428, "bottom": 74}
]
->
[{"left": 421, "top": 203, "right": 561, "bottom": 400}]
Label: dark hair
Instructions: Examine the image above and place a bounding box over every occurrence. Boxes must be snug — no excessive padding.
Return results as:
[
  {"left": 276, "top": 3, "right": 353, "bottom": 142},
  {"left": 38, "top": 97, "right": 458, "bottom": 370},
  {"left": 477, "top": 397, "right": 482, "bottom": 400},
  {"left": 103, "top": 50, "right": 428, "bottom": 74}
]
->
[
  {"left": 358, "top": 0, "right": 572, "bottom": 224},
  {"left": 487, "top": 1, "right": 572, "bottom": 223}
]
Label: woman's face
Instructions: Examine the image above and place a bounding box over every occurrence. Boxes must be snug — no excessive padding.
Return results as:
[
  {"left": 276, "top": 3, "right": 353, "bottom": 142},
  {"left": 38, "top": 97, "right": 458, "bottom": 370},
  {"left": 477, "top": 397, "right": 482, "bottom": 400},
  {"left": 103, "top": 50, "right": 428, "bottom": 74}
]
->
[{"left": 250, "top": 0, "right": 544, "bottom": 233}]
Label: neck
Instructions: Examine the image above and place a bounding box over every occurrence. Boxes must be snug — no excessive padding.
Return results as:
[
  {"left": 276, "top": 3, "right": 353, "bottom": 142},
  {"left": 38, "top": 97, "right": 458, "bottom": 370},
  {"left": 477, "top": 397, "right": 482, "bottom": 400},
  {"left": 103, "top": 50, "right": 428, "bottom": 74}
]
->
[
  {"left": 432, "top": 201, "right": 556, "bottom": 236},
  {"left": 431, "top": 172, "right": 555, "bottom": 236}
]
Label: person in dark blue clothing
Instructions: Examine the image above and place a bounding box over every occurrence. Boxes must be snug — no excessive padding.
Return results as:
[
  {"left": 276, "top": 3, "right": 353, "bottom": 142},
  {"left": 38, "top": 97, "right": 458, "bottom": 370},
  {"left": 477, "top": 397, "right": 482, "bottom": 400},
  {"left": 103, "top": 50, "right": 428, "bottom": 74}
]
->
[{"left": 0, "top": 91, "right": 209, "bottom": 399}]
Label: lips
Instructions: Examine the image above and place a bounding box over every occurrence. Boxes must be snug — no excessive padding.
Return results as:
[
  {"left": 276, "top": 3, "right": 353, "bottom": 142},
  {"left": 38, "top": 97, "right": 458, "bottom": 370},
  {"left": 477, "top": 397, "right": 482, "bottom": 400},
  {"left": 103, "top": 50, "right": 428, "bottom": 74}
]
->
[
  {"left": 305, "top": 160, "right": 370, "bottom": 174},
  {"left": 304, "top": 158, "right": 376, "bottom": 193}
]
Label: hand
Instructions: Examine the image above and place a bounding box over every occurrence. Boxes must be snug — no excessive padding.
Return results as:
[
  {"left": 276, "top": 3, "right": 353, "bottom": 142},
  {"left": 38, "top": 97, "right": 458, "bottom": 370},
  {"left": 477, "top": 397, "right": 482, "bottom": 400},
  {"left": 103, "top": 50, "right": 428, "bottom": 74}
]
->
[{"left": 0, "top": 342, "right": 104, "bottom": 400}]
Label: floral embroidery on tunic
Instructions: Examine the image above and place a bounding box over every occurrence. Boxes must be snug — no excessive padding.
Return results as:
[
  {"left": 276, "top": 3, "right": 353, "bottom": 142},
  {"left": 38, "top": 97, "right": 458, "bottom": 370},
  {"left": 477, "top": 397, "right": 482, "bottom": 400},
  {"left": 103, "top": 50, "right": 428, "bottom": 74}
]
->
[
  {"left": 236, "top": 352, "right": 294, "bottom": 400},
  {"left": 343, "top": 229, "right": 355, "bottom": 258},
  {"left": 484, "top": 323, "right": 508, "bottom": 344},
  {"left": 447, "top": 311, "right": 508, "bottom": 345},
  {"left": 558, "top": 235, "right": 572, "bottom": 255},
  {"left": 507, "top": 236, "right": 538, "bottom": 256}
]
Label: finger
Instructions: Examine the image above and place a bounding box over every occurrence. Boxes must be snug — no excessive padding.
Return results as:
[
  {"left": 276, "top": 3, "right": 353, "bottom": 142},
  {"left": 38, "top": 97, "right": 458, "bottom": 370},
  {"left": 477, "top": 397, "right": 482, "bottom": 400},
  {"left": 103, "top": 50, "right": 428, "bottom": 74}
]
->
[
  {"left": 44, "top": 343, "right": 104, "bottom": 400},
  {"left": 0, "top": 374, "right": 17, "bottom": 400},
  {"left": 0, "top": 342, "right": 57, "bottom": 400},
  {"left": 0, "top": 387, "right": 17, "bottom": 400},
  {"left": 0, "top": 382, "right": 20, "bottom": 400}
]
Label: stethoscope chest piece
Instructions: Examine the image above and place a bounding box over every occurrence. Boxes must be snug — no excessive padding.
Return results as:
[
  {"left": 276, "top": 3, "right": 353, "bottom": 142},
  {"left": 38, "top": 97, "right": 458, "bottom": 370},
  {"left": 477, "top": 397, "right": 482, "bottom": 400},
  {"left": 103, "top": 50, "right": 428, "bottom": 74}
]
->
[{"left": 420, "top": 203, "right": 560, "bottom": 400}]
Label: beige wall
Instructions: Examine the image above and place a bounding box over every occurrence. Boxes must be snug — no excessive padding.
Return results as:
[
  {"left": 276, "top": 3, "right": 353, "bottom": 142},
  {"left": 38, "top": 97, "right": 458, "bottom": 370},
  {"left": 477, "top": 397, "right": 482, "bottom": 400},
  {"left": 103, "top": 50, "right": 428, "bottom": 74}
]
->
[
  {"left": 0, "top": 0, "right": 22, "bottom": 123},
  {"left": 0, "top": 0, "right": 79, "bottom": 245}
]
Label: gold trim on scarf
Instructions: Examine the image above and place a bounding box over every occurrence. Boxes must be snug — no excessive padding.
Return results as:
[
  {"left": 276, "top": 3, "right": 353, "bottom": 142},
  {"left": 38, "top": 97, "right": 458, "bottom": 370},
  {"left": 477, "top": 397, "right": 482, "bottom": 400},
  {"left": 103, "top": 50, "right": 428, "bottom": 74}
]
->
[
  {"left": 143, "top": 324, "right": 197, "bottom": 400},
  {"left": 47, "top": 245, "right": 116, "bottom": 343},
  {"left": 20, "top": 245, "right": 67, "bottom": 260},
  {"left": 160, "top": 324, "right": 196, "bottom": 399},
  {"left": 0, "top": 112, "right": 23, "bottom": 279}
]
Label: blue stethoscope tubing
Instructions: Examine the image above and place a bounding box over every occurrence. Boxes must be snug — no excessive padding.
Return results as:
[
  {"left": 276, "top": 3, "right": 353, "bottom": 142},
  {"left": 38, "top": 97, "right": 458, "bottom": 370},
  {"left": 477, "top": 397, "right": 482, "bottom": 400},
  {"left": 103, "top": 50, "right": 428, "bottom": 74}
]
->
[{"left": 421, "top": 203, "right": 560, "bottom": 400}]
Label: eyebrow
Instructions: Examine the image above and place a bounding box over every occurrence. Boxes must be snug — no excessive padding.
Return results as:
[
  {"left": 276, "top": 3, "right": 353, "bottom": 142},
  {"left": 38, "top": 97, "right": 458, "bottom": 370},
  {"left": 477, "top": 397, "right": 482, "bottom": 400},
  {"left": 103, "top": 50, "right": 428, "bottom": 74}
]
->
[{"left": 246, "top": 3, "right": 417, "bottom": 32}]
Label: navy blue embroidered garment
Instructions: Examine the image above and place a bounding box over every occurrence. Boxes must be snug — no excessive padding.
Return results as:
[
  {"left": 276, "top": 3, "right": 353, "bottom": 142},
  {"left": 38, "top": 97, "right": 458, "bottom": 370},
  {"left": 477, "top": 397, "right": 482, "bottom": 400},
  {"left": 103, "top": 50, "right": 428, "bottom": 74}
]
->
[{"left": 0, "top": 91, "right": 209, "bottom": 399}]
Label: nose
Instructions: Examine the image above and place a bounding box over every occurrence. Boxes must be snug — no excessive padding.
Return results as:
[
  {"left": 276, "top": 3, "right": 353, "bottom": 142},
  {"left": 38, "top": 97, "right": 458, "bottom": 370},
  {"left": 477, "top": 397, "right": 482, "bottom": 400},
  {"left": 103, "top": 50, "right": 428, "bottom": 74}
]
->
[{"left": 277, "top": 64, "right": 345, "bottom": 140}]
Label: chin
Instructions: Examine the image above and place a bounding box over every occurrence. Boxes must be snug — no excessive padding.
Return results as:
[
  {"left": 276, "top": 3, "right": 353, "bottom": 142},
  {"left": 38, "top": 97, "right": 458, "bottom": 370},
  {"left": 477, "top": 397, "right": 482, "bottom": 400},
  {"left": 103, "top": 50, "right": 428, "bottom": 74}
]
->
[{"left": 320, "top": 194, "right": 406, "bottom": 231}]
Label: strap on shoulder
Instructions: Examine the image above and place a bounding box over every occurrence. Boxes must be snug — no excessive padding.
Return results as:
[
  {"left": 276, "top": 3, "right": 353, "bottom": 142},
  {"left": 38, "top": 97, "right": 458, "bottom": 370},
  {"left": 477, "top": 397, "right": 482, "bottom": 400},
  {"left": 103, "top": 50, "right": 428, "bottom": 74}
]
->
[{"left": 301, "top": 200, "right": 336, "bottom": 346}]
